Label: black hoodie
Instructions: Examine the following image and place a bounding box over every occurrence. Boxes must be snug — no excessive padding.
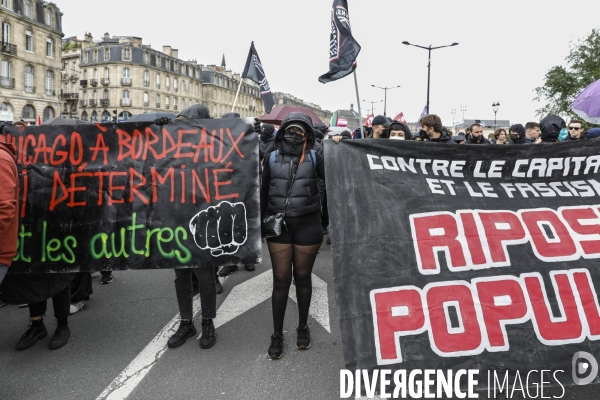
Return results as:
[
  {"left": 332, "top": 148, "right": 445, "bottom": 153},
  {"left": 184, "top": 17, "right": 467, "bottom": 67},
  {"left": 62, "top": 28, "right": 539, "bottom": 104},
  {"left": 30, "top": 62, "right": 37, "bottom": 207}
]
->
[
  {"left": 430, "top": 130, "right": 458, "bottom": 144},
  {"left": 540, "top": 115, "right": 565, "bottom": 143},
  {"left": 508, "top": 124, "right": 534, "bottom": 145}
]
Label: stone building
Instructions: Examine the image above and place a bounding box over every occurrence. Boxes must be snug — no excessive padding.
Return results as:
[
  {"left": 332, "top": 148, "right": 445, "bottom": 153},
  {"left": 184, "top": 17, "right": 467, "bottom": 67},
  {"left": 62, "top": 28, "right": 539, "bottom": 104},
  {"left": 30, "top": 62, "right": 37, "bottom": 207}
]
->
[
  {"left": 201, "top": 63, "right": 265, "bottom": 118},
  {"left": 272, "top": 92, "right": 332, "bottom": 124},
  {"left": 71, "top": 33, "right": 203, "bottom": 122},
  {"left": 0, "top": 0, "right": 63, "bottom": 124}
]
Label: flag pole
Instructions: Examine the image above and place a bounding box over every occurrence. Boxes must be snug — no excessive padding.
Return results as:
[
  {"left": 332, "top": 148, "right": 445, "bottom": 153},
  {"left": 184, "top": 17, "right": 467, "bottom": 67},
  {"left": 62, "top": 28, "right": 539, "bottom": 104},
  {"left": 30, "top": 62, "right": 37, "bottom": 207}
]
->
[
  {"left": 353, "top": 70, "right": 364, "bottom": 138},
  {"left": 231, "top": 78, "right": 243, "bottom": 112}
]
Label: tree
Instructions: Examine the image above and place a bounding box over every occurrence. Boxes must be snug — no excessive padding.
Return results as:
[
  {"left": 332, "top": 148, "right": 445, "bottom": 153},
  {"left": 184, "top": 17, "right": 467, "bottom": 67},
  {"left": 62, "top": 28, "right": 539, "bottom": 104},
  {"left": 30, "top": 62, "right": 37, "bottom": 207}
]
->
[{"left": 534, "top": 28, "right": 600, "bottom": 120}]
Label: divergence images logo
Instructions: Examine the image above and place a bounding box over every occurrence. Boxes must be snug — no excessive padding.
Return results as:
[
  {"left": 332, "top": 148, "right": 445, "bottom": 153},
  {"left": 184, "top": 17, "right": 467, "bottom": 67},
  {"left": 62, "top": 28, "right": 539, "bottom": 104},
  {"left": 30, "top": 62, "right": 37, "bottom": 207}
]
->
[{"left": 572, "top": 351, "right": 599, "bottom": 386}]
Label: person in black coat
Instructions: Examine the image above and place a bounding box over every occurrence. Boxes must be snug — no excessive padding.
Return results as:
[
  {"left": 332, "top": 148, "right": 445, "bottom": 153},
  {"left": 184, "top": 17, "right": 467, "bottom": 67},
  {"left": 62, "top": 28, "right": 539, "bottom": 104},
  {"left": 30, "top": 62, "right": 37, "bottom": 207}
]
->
[
  {"left": 419, "top": 114, "right": 457, "bottom": 144},
  {"left": 464, "top": 123, "right": 491, "bottom": 144},
  {"left": 261, "top": 112, "right": 325, "bottom": 360},
  {"left": 508, "top": 124, "right": 534, "bottom": 145}
]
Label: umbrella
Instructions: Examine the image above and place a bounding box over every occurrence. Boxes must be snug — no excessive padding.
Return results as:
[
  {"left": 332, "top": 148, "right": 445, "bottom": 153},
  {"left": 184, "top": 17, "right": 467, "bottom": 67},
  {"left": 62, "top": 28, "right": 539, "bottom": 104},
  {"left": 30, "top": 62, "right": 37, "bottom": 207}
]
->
[
  {"left": 571, "top": 79, "right": 600, "bottom": 124},
  {"left": 259, "top": 106, "right": 323, "bottom": 125},
  {"left": 127, "top": 112, "right": 177, "bottom": 123},
  {"left": 43, "top": 117, "right": 93, "bottom": 125}
]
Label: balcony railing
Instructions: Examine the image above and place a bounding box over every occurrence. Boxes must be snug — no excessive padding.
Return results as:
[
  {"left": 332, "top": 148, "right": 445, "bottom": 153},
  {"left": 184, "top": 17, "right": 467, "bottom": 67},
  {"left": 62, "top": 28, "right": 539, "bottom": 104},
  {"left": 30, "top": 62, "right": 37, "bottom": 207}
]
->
[
  {"left": 25, "top": 85, "right": 36, "bottom": 93},
  {"left": 101, "top": 78, "right": 110, "bottom": 86},
  {"left": 173, "top": 87, "right": 178, "bottom": 93},
  {"left": 174, "top": 105, "right": 178, "bottom": 111},
  {"left": 143, "top": 81, "right": 149, "bottom": 87},
  {"left": 165, "top": 85, "right": 170, "bottom": 91},
  {"left": 89, "top": 99, "right": 97, "bottom": 107},
  {"left": 1, "top": 43, "right": 17, "bottom": 55},
  {"left": 165, "top": 104, "right": 170, "bottom": 109},
  {"left": 46, "top": 89, "right": 56, "bottom": 96},
  {"left": 156, "top": 83, "right": 160, "bottom": 89},
  {"left": 100, "top": 99, "right": 109, "bottom": 107},
  {"left": 0, "top": 76, "right": 15, "bottom": 89},
  {"left": 80, "top": 79, "right": 88, "bottom": 87},
  {"left": 79, "top": 100, "right": 87, "bottom": 107},
  {"left": 156, "top": 102, "right": 160, "bottom": 108},
  {"left": 121, "top": 78, "right": 132, "bottom": 86},
  {"left": 90, "top": 79, "right": 98, "bottom": 87},
  {"left": 121, "top": 98, "right": 132, "bottom": 106},
  {"left": 61, "top": 93, "right": 79, "bottom": 100},
  {"left": 143, "top": 101, "right": 149, "bottom": 107}
]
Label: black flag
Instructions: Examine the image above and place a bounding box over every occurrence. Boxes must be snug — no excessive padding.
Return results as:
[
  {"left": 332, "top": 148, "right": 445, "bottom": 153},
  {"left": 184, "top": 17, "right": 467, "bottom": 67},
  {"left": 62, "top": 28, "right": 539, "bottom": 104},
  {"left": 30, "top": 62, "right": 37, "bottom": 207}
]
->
[
  {"left": 319, "top": 0, "right": 361, "bottom": 83},
  {"left": 242, "top": 42, "right": 275, "bottom": 113}
]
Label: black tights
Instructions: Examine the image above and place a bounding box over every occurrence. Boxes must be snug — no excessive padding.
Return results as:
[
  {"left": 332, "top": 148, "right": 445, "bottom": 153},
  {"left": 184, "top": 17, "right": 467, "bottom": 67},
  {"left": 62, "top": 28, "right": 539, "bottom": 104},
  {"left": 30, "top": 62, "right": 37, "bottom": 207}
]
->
[{"left": 269, "top": 242, "right": 321, "bottom": 334}]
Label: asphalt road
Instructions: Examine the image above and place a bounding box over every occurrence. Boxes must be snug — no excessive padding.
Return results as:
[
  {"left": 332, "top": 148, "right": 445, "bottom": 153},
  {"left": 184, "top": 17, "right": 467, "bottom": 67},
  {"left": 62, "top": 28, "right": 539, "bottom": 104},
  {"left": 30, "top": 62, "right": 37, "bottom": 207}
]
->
[{"left": 1, "top": 239, "right": 599, "bottom": 400}]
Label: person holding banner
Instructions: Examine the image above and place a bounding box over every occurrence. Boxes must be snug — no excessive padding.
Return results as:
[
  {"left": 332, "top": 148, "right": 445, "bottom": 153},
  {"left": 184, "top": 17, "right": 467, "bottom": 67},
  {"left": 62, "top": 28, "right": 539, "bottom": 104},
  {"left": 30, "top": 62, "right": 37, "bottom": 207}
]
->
[
  {"left": 0, "top": 137, "right": 18, "bottom": 287},
  {"left": 261, "top": 112, "right": 326, "bottom": 359}
]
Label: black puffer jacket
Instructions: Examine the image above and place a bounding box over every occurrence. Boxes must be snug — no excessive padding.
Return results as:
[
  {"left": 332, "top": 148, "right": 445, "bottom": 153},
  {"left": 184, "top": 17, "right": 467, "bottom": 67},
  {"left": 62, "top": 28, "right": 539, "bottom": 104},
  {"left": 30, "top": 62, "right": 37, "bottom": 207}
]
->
[
  {"left": 261, "top": 112, "right": 325, "bottom": 217},
  {"left": 465, "top": 136, "right": 491, "bottom": 144},
  {"left": 430, "top": 131, "right": 458, "bottom": 144}
]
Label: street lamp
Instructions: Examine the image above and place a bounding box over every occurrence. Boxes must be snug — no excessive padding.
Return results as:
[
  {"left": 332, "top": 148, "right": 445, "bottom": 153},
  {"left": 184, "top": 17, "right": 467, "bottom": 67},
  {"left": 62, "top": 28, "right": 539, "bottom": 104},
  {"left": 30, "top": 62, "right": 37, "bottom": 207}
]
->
[
  {"left": 402, "top": 41, "right": 459, "bottom": 114},
  {"left": 370, "top": 85, "right": 400, "bottom": 117},
  {"left": 460, "top": 105, "right": 467, "bottom": 122},
  {"left": 362, "top": 99, "right": 382, "bottom": 115},
  {"left": 451, "top": 109, "right": 457, "bottom": 126},
  {"left": 492, "top": 102, "right": 500, "bottom": 129}
]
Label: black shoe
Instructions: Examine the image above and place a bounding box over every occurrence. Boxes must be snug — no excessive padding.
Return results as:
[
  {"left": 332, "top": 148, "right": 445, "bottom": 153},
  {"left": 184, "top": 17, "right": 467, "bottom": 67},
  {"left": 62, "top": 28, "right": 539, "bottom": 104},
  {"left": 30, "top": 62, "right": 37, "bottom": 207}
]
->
[
  {"left": 167, "top": 320, "right": 197, "bottom": 348},
  {"left": 49, "top": 325, "right": 70, "bottom": 350},
  {"left": 199, "top": 320, "right": 216, "bottom": 349},
  {"left": 268, "top": 332, "right": 284, "bottom": 359},
  {"left": 244, "top": 264, "right": 255, "bottom": 272},
  {"left": 218, "top": 265, "right": 238, "bottom": 277},
  {"left": 297, "top": 324, "right": 311, "bottom": 350},
  {"left": 100, "top": 272, "right": 114, "bottom": 284},
  {"left": 215, "top": 277, "right": 223, "bottom": 294},
  {"left": 323, "top": 227, "right": 329, "bottom": 235},
  {"left": 16, "top": 323, "right": 48, "bottom": 350},
  {"left": 327, "top": 237, "right": 331, "bottom": 245}
]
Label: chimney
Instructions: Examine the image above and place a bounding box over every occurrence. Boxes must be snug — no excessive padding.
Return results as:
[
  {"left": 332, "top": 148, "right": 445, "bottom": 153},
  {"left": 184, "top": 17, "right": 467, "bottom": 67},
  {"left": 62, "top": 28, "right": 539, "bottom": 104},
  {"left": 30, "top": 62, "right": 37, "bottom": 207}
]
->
[
  {"left": 84, "top": 32, "right": 93, "bottom": 43},
  {"left": 103, "top": 32, "right": 110, "bottom": 40},
  {"left": 162, "top": 46, "right": 172, "bottom": 56},
  {"left": 171, "top": 49, "right": 178, "bottom": 59}
]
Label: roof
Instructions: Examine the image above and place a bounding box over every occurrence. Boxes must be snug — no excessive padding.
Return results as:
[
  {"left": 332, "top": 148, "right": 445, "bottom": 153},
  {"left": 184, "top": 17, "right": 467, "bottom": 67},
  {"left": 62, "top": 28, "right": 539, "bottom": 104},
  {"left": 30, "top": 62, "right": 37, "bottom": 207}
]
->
[{"left": 455, "top": 119, "right": 511, "bottom": 128}]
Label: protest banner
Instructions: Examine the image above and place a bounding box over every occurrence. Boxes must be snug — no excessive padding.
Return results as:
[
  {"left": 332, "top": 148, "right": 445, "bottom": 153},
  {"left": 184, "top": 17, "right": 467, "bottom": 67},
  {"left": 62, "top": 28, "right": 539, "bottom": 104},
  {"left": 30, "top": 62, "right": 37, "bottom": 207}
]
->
[
  {"left": 325, "top": 139, "right": 600, "bottom": 390},
  {"left": 1, "top": 119, "right": 261, "bottom": 273}
]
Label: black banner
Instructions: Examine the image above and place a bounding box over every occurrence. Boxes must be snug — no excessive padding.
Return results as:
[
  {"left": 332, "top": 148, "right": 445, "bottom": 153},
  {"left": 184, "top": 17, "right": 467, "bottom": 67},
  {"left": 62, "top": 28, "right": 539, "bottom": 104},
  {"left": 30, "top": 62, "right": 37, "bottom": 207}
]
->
[
  {"left": 325, "top": 139, "right": 600, "bottom": 389},
  {"left": 2, "top": 119, "right": 261, "bottom": 273},
  {"left": 242, "top": 41, "right": 275, "bottom": 114},
  {"left": 318, "top": 0, "right": 361, "bottom": 84}
]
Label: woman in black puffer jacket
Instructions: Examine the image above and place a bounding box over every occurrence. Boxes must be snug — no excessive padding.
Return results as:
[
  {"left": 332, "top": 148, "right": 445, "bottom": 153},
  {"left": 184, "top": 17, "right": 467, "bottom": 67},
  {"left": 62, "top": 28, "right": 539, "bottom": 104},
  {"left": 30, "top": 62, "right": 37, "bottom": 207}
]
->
[{"left": 260, "top": 112, "right": 325, "bottom": 360}]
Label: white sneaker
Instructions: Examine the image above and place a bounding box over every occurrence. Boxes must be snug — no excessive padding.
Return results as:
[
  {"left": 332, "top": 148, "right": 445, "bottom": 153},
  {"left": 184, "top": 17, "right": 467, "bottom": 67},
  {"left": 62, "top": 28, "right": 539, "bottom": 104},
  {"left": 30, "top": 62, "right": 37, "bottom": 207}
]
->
[{"left": 70, "top": 300, "right": 85, "bottom": 315}]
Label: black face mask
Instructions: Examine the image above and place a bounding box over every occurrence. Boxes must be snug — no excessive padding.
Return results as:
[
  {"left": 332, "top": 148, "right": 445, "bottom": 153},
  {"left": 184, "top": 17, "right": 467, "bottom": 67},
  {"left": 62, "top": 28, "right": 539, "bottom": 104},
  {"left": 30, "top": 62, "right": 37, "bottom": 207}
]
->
[
  {"left": 284, "top": 132, "right": 305, "bottom": 147},
  {"left": 510, "top": 133, "right": 519, "bottom": 142}
]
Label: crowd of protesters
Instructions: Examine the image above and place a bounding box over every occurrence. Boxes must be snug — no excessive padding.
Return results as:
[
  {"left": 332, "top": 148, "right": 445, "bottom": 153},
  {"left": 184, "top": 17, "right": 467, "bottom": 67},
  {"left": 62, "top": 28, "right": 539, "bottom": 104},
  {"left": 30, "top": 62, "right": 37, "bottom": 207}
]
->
[{"left": 0, "top": 105, "right": 598, "bottom": 358}]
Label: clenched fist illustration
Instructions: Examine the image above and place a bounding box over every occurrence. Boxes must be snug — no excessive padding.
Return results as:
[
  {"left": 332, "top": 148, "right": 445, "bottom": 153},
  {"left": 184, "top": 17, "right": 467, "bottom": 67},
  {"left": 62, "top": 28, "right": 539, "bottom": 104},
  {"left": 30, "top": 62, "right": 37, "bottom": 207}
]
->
[{"left": 189, "top": 201, "right": 248, "bottom": 257}]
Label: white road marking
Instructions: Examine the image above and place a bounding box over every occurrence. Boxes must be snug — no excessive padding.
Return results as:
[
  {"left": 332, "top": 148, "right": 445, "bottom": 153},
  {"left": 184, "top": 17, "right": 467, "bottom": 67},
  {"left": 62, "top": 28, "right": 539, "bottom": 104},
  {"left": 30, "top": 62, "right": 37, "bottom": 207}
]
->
[
  {"left": 96, "top": 277, "right": 227, "bottom": 400},
  {"left": 97, "top": 269, "right": 330, "bottom": 400}
]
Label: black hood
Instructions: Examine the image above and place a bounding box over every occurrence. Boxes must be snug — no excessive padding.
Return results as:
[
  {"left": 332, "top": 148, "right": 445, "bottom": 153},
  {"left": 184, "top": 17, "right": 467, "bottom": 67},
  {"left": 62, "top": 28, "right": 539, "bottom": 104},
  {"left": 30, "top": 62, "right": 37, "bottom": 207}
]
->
[
  {"left": 540, "top": 115, "right": 565, "bottom": 142},
  {"left": 222, "top": 112, "right": 241, "bottom": 119},
  {"left": 275, "top": 112, "right": 316, "bottom": 148},
  {"left": 313, "top": 122, "right": 328, "bottom": 133},
  {"left": 509, "top": 124, "right": 526, "bottom": 140},
  {"left": 262, "top": 124, "right": 275, "bottom": 136},
  {"left": 389, "top": 122, "right": 412, "bottom": 140},
  {"left": 177, "top": 104, "right": 211, "bottom": 120}
]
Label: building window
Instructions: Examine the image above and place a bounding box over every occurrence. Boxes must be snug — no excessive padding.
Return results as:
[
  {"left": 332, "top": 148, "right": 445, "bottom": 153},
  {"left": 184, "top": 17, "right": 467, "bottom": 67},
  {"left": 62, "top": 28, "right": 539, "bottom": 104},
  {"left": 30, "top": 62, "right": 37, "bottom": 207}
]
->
[
  {"left": 104, "top": 67, "right": 109, "bottom": 79},
  {"left": 45, "top": 70, "right": 54, "bottom": 94},
  {"left": 81, "top": 111, "right": 88, "bottom": 121},
  {"left": 173, "top": 97, "right": 177, "bottom": 110},
  {"left": 22, "top": 105, "right": 35, "bottom": 120},
  {"left": 93, "top": 49, "right": 98, "bottom": 62},
  {"left": 123, "top": 67, "right": 130, "bottom": 78},
  {"left": 104, "top": 47, "right": 110, "bottom": 61},
  {"left": 83, "top": 91, "right": 88, "bottom": 101},
  {"left": 156, "top": 94, "right": 160, "bottom": 107},
  {"left": 83, "top": 69, "right": 87, "bottom": 79},
  {"left": 188, "top": 82, "right": 192, "bottom": 94},
  {"left": 165, "top": 96, "right": 169, "bottom": 109},
  {"left": 143, "top": 52, "right": 149, "bottom": 64},
  {"left": 93, "top": 68, "right": 98, "bottom": 80},
  {"left": 122, "top": 90, "right": 130, "bottom": 99},
  {"left": 25, "top": 30, "right": 32, "bottom": 52},
  {"left": 123, "top": 47, "right": 131, "bottom": 61},
  {"left": 156, "top": 55, "right": 161, "bottom": 68},
  {"left": 92, "top": 111, "right": 99, "bottom": 122},
  {"left": 165, "top": 76, "right": 170, "bottom": 90},
  {"left": 25, "top": 65, "right": 33, "bottom": 92},
  {"left": 103, "top": 89, "right": 109, "bottom": 99},
  {"left": 181, "top": 98, "right": 185, "bottom": 110},
  {"left": 84, "top": 51, "right": 89, "bottom": 63},
  {"left": 189, "top": 100, "right": 192, "bottom": 108},
  {"left": 43, "top": 106, "right": 54, "bottom": 120},
  {"left": 45, "top": 8, "right": 53, "bottom": 27},
  {"left": 45, "top": 38, "right": 53, "bottom": 57},
  {"left": 196, "top": 84, "right": 199, "bottom": 95},
  {"left": 143, "top": 70, "right": 149, "bottom": 86},
  {"left": 2, "top": 22, "right": 10, "bottom": 44},
  {"left": 156, "top": 73, "right": 160, "bottom": 89},
  {"left": 143, "top": 92, "right": 148, "bottom": 106},
  {"left": 173, "top": 78, "right": 178, "bottom": 91},
  {"left": 92, "top": 90, "right": 97, "bottom": 101},
  {"left": 25, "top": 0, "right": 32, "bottom": 18}
]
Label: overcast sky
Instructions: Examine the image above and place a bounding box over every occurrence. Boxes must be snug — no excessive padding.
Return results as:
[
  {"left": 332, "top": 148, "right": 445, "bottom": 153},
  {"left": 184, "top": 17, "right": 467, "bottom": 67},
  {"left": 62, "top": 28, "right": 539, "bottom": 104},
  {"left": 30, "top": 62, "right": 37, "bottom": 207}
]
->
[{"left": 58, "top": 0, "right": 599, "bottom": 126}]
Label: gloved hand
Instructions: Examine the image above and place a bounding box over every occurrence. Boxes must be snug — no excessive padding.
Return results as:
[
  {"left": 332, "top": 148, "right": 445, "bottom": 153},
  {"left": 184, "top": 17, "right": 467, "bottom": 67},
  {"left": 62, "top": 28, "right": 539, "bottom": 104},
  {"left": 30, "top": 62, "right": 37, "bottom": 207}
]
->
[
  {"left": 154, "top": 117, "right": 171, "bottom": 126},
  {"left": 189, "top": 201, "right": 248, "bottom": 257},
  {"left": 260, "top": 130, "right": 273, "bottom": 143},
  {"left": 253, "top": 118, "right": 261, "bottom": 133}
]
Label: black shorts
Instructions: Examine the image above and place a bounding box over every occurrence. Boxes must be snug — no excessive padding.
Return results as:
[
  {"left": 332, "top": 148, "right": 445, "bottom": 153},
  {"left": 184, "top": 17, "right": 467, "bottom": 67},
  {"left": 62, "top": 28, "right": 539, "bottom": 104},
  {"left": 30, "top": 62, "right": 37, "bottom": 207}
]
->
[{"left": 267, "top": 212, "right": 324, "bottom": 246}]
